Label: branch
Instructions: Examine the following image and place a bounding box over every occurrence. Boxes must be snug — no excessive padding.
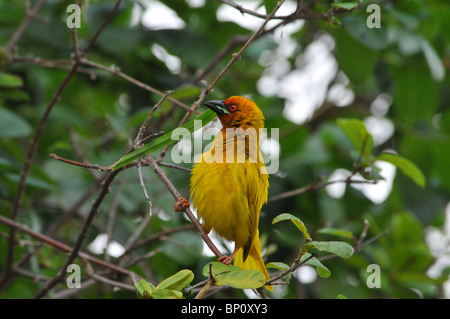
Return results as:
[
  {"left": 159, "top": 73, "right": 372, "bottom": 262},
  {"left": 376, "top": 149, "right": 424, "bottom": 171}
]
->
[
  {"left": 220, "top": 0, "right": 357, "bottom": 21},
  {"left": 266, "top": 224, "right": 388, "bottom": 287},
  {"left": 157, "top": 0, "right": 287, "bottom": 162},
  {"left": 268, "top": 176, "right": 378, "bottom": 202},
  {"left": 81, "top": 59, "right": 195, "bottom": 113},
  {"left": 0, "top": 214, "right": 135, "bottom": 278},
  {"left": 143, "top": 155, "right": 223, "bottom": 259},
  {"left": 2, "top": 0, "right": 47, "bottom": 60},
  {"left": 33, "top": 168, "right": 122, "bottom": 298},
  {"left": 2, "top": 62, "right": 81, "bottom": 288}
]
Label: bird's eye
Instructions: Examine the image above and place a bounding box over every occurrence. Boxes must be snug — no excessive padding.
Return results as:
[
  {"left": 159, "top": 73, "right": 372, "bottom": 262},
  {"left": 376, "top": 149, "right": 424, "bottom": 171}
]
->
[{"left": 229, "top": 105, "right": 237, "bottom": 112}]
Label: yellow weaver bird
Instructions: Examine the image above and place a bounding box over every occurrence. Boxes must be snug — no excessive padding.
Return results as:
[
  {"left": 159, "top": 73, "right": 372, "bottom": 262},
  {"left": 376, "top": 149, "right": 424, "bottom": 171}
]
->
[{"left": 175, "top": 96, "right": 272, "bottom": 291}]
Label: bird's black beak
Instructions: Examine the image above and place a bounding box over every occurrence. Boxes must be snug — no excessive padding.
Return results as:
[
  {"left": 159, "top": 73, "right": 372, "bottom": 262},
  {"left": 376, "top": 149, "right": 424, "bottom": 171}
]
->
[{"left": 204, "top": 100, "right": 228, "bottom": 116}]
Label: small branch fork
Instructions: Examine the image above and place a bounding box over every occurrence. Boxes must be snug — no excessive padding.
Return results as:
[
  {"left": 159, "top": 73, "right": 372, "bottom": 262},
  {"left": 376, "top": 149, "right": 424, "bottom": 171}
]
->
[{"left": 265, "top": 220, "right": 388, "bottom": 289}]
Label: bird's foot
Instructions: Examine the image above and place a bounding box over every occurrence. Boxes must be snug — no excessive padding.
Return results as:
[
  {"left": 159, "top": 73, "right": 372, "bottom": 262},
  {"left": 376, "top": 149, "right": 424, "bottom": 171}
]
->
[
  {"left": 217, "top": 255, "right": 234, "bottom": 265},
  {"left": 174, "top": 197, "right": 190, "bottom": 212}
]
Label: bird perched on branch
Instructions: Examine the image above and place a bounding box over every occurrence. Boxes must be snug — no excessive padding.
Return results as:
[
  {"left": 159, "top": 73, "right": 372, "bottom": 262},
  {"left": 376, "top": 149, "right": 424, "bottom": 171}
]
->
[{"left": 175, "top": 96, "right": 272, "bottom": 291}]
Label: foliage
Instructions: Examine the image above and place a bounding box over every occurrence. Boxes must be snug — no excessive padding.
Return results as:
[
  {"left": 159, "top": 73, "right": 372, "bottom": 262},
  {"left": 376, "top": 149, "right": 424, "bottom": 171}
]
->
[{"left": 0, "top": 0, "right": 449, "bottom": 299}]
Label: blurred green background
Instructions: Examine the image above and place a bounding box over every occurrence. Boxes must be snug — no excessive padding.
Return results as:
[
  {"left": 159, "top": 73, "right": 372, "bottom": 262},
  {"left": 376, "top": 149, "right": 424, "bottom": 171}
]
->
[{"left": 0, "top": 0, "right": 449, "bottom": 299}]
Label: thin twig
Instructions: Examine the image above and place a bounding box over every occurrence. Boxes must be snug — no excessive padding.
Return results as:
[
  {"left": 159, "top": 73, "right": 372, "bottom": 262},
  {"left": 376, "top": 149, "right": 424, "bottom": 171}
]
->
[
  {"left": 123, "top": 205, "right": 154, "bottom": 250},
  {"left": 118, "top": 224, "right": 196, "bottom": 260},
  {"left": 1, "top": 0, "right": 123, "bottom": 291},
  {"left": 157, "top": 0, "right": 287, "bottom": 162},
  {"left": 220, "top": 0, "right": 357, "bottom": 21},
  {"left": 0, "top": 214, "right": 134, "bottom": 277},
  {"left": 105, "top": 174, "right": 126, "bottom": 262},
  {"left": 136, "top": 90, "right": 173, "bottom": 145},
  {"left": 2, "top": 63, "right": 81, "bottom": 289},
  {"left": 137, "top": 160, "right": 153, "bottom": 216},
  {"left": 33, "top": 169, "right": 122, "bottom": 298},
  {"left": 81, "top": 59, "right": 195, "bottom": 113},
  {"left": 268, "top": 177, "right": 378, "bottom": 202},
  {"left": 3, "top": 0, "right": 47, "bottom": 58},
  {"left": 143, "top": 154, "right": 223, "bottom": 258},
  {"left": 84, "top": 260, "right": 135, "bottom": 291}
]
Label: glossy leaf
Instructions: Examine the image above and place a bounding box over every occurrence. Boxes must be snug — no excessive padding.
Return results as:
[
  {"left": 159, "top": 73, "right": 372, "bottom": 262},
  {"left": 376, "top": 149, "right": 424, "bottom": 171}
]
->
[
  {"left": 337, "top": 118, "right": 374, "bottom": 160},
  {"left": 0, "top": 73, "right": 23, "bottom": 88},
  {"left": 214, "top": 269, "right": 266, "bottom": 289},
  {"left": 113, "top": 109, "right": 217, "bottom": 169},
  {"left": 272, "top": 213, "right": 310, "bottom": 241},
  {"left": 134, "top": 279, "right": 155, "bottom": 299},
  {"left": 331, "top": 2, "right": 359, "bottom": 10},
  {"left": 156, "top": 269, "right": 194, "bottom": 291},
  {"left": 305, "top": 241, "right": 354, "bottom": 260},
  {"left": 0, "top": 107, "right": 31, "bottom": 138},
  {"left": 376, "top": 152, "right": 426, "bottom": 187},
  {"left": 317, "top": 228, "right": 354, "bottom": 239},
  {"left": 301, "top": 253, "right": 331, "bottom": 278},
  {"left": 202, "top": 262, "right": 266, "bottom": 289}
]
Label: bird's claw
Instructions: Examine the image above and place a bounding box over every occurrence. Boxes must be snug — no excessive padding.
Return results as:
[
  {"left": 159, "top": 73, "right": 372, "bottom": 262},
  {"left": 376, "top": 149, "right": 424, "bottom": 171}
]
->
[
  {"left": 217, "top": 255, "right": 233, "bottom": 265},
  {"left": 174, "top": 197, "right": 190, "bottom": 212}
]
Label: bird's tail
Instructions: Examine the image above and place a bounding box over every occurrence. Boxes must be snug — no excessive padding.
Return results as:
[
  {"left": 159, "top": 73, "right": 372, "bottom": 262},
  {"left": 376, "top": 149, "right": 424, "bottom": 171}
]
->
[{"left": 233, "top": 229, "right": 272, "bottom": 291}]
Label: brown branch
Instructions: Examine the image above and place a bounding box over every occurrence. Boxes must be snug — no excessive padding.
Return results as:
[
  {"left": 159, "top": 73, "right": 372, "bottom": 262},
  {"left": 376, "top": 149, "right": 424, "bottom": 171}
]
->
[
  {"left": 2, "top": 0, "right": 124, "bottom": 291},
  {"left": 2, "top": 63, "right": 81, "bottom": 288},
  {"left": 266, "top": 225, "right": 388, "bottom": 287},
  {"left": 84, "top": 260, "right": 135, "bottom": 291},
  {"left": 3, "top": 0, "right": 47, "bottom": 58},
  {"left": 157, "top": 0, "right": 287, "bottom": 162},
  {"left": 268, "top": 177, "right": 378, "bottom": 202},
  {"left": 220, "top": 0, "right": 357, "bottom": 21},
  {"left": 0, "top": 214, "right": 135, "bottom": 278},
  {"left": 81, "top": 59, "right": 196, "bottom": 113},
  {"left": 143, "top": 154, "right": 223, "bottom": 259},
  {"left": 136, "top": 90, "right": 173, "bottom": 145},
  {"left": 193, "top": 35, "right": 248, "bottom": 83},
  {"left": 33, "top": 168, "right": 122, "bottom": 298}
]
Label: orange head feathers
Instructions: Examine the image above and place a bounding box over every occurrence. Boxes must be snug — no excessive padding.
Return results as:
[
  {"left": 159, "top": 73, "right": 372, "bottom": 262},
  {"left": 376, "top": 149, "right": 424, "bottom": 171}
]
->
[{"left": 204, "top": 96, "right": 264, "bottom": 130}]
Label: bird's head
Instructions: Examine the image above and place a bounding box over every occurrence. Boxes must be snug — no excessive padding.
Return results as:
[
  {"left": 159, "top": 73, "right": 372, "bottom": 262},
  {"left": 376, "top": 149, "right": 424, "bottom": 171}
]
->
[{"left": 204, "top": 96, "right": 264, "bottom": 130}]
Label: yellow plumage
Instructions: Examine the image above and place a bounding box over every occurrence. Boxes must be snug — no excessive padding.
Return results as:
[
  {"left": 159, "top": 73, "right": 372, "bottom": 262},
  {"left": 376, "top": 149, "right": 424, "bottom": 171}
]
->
[{"left": 190, "top": 96, "right": 272, "bottom": 291}]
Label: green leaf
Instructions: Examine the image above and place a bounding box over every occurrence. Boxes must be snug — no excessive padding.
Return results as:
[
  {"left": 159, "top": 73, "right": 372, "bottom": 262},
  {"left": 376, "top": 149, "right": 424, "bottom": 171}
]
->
[
  {"left": 342, "top": 15, "right": 389, "bottom": 51},
  {"left": 272, "top": 213, "right": 310, "bottom": 241},
  {"left": 156, "top": 269, "right": 194, "bottom": 291},
  {"left": 334, "top": 29, "right": 379, "bottom": 82},
  {"left": 336, "top": 118, "right": 374, "bottom": 160},
  {"left": 375, "top": 152, "right": 426, "bottom": 187},
  {"left": 0, "top": 73, "right": 23, "bottom": 88},
  {"left": 134, "top": 279, "right": 155, "bottom": 299},
  {"left": 170, "top": 85, "right": 202, "bottom": 100},
  {"left": 336, "top": 294, "right": 347, "bottom": 299},
  {"left": 202, "top": 262, "right": 266, "bottom": 289},
  {"left": 266, "top": 262, "right": 289, "bottom": 272},
  {"left": 151, "top": 288, "right": 184, "bottom": 299},
  {"left": 0, "top": 107, "right": 31, "bottom": 138},
  {"left": 317, "top": 227, "right": 354, "bottom": 239},
  {"left": 331, "top": 2, "right": 359, "bottom": 10},
  {"left": 420, "top": 37, "right": 445, "bottom": 81},
  {"left": 301, "top": 253, "right": 331, "bottom": 278},
  {"left": 305, "top": 241, "right": 354, "bottom": 260},
  {"left": 266, "top": 262, "right": 291, "bottom": 281},
  {"left": 214, "top": 269, "right": 266, "bottom": 289},
  {"left": 202, "top": 262, "right": 241, "bottom": 277},
  {"left": 113, "top": 109, "right": 217, "bottom": 170}
]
